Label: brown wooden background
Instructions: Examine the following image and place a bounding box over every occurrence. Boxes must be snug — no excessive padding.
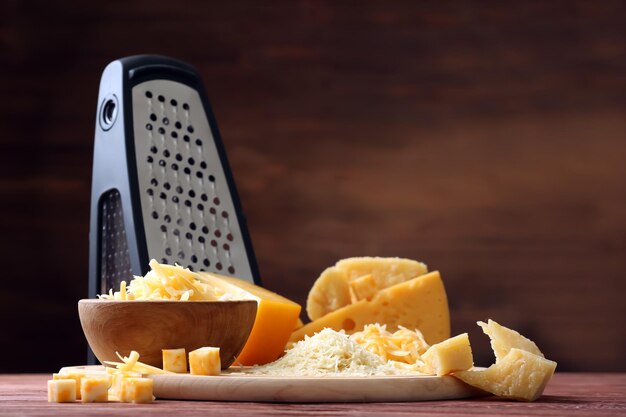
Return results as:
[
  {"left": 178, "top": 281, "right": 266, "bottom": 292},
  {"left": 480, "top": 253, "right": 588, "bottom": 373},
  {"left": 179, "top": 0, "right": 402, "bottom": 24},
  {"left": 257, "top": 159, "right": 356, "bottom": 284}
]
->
[{"left": 1, "top": 0, "right": 624, "bottom": 373}]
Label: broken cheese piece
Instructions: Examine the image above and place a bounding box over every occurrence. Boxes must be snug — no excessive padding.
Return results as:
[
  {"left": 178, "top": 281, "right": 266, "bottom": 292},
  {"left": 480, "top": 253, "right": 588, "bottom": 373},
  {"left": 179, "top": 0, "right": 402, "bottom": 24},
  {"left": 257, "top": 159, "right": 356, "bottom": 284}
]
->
[
  {"left": 292, "top": 271, "right": 450, "bottom": 345},
  {"left": 455, "top": 348, "right": 557, "bottom": 401},
  {"left": 422, "top": 333, "right": 473, "bottom": 376},
  {"left": 478, "top": 319, "right": 543, "bottom": 360},
  {"left": 349, "top": 274, "right": 377, "bottom": 303}
]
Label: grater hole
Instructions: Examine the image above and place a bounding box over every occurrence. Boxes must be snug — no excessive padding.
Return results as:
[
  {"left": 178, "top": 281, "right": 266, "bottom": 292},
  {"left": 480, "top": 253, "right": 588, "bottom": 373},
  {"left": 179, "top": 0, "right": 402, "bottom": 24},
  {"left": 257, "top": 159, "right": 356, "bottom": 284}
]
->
[
  {"left": 172, "top": 196, "right": 179, "bottom": 203},
  {"left": 176, "top": 186, "right": 183, "bottom": 194},
  {"left": 203, "top": 259, "right": 210, "bottom": 267},
  {"left": 176, "top": 153, "right": 183, "bottom": 162},
  {"left": 146, "top": 123, "right": 153, "bottom": 131},
  {"left": 172, "top": 163, "right": 178, "bottom": 171},
  {"left": 201, "top": 194, "right": 208, "bottom": 202},
  {"left": 164, "top": 182, "right": 171, "bottom": 190},
  {"left": 187, "top": 125, "right": 194, "bottom": 133},
  {"left": 151, "top": 211, "right": 158, "bottom": 219},
  {"left": 213, "top": 197, "right": 220, "bottom": 205},
  {"left": 183, "top": 135, "right": 190, "bottom": 143},
  {"left": 215, "top": 230, "right": 221, "bottom": 238},
  {"left": 150, "top": 113, "right": 157, "bottom": 121},
  {"left": 190, "top": 222, "right": 196, "bottom": 230},
  {"left": 158, "top": 95, "right": 165, "bottom": 102},
  {"left": 196, "top": 171, "right": 203, "bottom": 178},
  {"left": 160, "top": 225, "right": 167, "bottom": 232},
  {"left": 172, "top": 131, "right": 178, "bottom": 139},
  {"left": 189, "top": 190, "right": 196, "bottom": 198},
  {"left": 197, "top": 203, "right": 204, "bottom": 211},
  {"left": 200, "top": 161, "right": 207, "bottom": 169},
  {"left": 163, "top": 149, "right": 170, "bottom": 158},
  {"left": 221, "top": 211, "right": 228, "bottom": 218},
  {"left": 202, "top": 226, "right": 209, "bottom": 234},
  {"left": 188, "top": 265, "right": 194, "bottom": 271},
  {"left": 175, "top": 121, "right": 182, "bottom": 129},
  {"left": 147, "top": 155, "right": 153, "bottom": 163},
  {"left": 223, "top": 243, "right": 230, "bottom": 250},
  {"left": 162, "top": 258, "right": 168, "bottom": 263},
  {"left": 184, "top": 167, "right": 191, "bottom": 175},
  {"left": 159, "top": 192, "right": 166, "bottom": 200},
  {"left": 145, "top": 91, "right": 153, "bottom": 98},
  {"left": 185, "top": 232, "right": 192, "bottom": 240},
  {"left": 158, "top": 159, "right": 166, "bottom": 167},
  {"left": 177, "top": 218, "right": 184, "bottom": 226},
  {"left": 173, "top": 229, "right": 180, "bottom": 236},
  {"left": 146, "top": 188, "right": 153, "bottom": 196},
  {"left": 158, "top": 127, "right": 165, "bottom": 135},
  {"left": 208, "top": 175, "right": 215, "bottom": 182},
  {"left": 165, "top": 248, "right": 172, "bottom": 256},
  {"left": 227, "top": 233, "right": 233, "bottom": 241},
  {"left": 210, "top": 240, "right": 217, "bottom": 247},
  {"left": 183, "top": 103, "right": 189, "bottom": 110},
  {"left": 195, "top": 139, "right": 202, "bottom": 146},
  {"left": 170, "top": 99, "right": 177, "bottom": 106},
  {"left": 164, "top": 214, "right": 172, "bottom": 223},
  {"left": 184, "top": 200, "right": 192, "bottom": 207},
  {"left": 191, "top": 254, "right": 198, "bottom": 263},
  {"left": 188, "top": 157, "right": 195, "bottom": 166},
  {"left": 198, "top": 236, "right": 206, "bottom": 243},
  {"left": 216, "top": 262, "right": 223, "bottom": 271},
  {"left": 178, "top": 251, "right": 185, "bottom": 259},
  {"left": 209, "top": 207, "right": 216, "bottom": 214},
  {"left": 151, "top": 178, "right": 158, "bottom": 186},
  {"left": 163, "top": 117, "right": 169, "bottom": 125},
  {"left": 228, "top": 266, "right": 235, "bottom": 274},
  {"left": 150, "top": 146, "right": 158, "bottom": 154}
]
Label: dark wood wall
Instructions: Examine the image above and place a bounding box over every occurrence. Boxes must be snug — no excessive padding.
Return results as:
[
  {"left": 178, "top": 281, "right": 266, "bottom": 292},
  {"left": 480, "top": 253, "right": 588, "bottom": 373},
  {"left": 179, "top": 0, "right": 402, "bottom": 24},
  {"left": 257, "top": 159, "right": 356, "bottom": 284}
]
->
[{"left": 1, "top": 0, "right": 624, "bottom": 372}]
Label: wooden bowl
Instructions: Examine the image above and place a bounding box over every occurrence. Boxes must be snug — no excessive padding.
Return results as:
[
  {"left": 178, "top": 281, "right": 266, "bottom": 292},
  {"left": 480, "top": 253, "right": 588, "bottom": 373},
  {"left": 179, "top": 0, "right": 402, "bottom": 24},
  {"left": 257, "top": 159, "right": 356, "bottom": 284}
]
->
[{"left": 78, "top": 299, "right": 257, "bottom": 369}]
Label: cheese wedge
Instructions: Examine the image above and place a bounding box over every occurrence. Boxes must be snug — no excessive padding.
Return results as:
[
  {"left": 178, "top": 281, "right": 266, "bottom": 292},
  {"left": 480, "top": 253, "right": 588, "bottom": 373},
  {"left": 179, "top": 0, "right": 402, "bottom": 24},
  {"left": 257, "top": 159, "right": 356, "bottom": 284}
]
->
[
  {"left": 307, "top": 257, "right": 428, "bottom": 321},
  {"left": 422, "top": 333, "right": 473, "bottom": 376},
  {"left": 291, "top": 271, "right": 450, "bottom": 345},
  {"left": 478, "top": 319, "right": 543, "bottom": 360},
  {"left": 197, "top": 273, "right": 302, "bottom": 365}
]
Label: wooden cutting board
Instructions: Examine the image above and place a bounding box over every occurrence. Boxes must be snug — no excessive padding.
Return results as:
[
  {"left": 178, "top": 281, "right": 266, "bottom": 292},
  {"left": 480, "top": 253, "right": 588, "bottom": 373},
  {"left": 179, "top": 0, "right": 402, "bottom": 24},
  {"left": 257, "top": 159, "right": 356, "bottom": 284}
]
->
[{"left": 61, "top": 365, "right": 485, "bottom": 403}]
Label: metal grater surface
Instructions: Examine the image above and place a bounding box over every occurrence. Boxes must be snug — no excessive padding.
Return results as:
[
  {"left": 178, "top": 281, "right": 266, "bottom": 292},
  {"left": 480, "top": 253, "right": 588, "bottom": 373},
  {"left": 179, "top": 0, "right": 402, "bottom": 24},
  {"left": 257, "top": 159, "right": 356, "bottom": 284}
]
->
[
  {"left": 99, "top": 189, "right": 132, "bottom": 294},
  {"left": 131, "top": 80, "right": 253, "bottom": 280}
]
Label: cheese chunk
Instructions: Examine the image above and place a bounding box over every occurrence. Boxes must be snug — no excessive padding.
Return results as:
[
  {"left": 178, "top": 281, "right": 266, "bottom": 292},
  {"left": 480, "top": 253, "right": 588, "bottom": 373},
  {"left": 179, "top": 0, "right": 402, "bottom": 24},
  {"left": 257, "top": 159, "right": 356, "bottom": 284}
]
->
[
  {"left": 307, "top": 257, "right": 428, "bottom": 321},
  {"left": 422, "top": 333, "right": 473, "bottom": 376},
  {"left": 291, "top": 271, "right": 450, "bottom": 345},
  {"left": 119, "top": 378, "right": 154, "bottom": 403},
  {"left": 53, "top": 372, "right": 82, "bottom": 400},
  {"left": 189, "top": 347, "right": 221, "bottom": 375},
  {"left": 455, "top": 348, "right": 557, "bottom": 401},
  {"left": 162, "top": 348, "right": 187, "bottom": 373},
  {"left": 47, "top": 379, "right": 76, "bottom": 403},
  {"left": 349, "top": 274, "right": 377, "bottom": 303},
  {"left": 109, "top": 370, "right": 142, "bottom": 401},
  {"left": 80, "top": 377, "right": 111, "bottom": 403},
  {"left": 198, "top": 273, "right": 302, "bottom": 365},
  {"left": 478, "top": 319, "right": 544, "bottom": 360}
]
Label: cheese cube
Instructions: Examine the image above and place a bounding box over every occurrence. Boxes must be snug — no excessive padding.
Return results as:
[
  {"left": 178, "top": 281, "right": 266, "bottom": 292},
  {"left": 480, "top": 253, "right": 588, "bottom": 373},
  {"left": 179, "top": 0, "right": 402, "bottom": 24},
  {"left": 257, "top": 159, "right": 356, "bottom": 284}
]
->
[
  {"left": 189, "top": 347, "right": 221, "bottom": 375},
  {"left": 53, "top": 372, "right": 82, "bottom": 400},
  {"left": 291, "top": 271, "right": 450, "bottom": 345},
  {"left": 109, "top": 371, "right": 142, "bottom": 401},
  {"left": 47, "top": 379, "right": 76, "bottom": 403},
  {"left": 422, "top": 333, "right": 473, "bottom": 376},
  {"left": 349, "top": 274, "right": 377, "bottom": 302},
  {"left": 119, "top": 378, "right": 154, "bottom": 403},
  {"left": 162, "top": 348, "right": 187, "bottom": 373},
  {"left": 80, "top": 377, "right": 111, "bottom": 403},
  {"left": 454, "top": 348, "right": 557, "bottom": 401}
]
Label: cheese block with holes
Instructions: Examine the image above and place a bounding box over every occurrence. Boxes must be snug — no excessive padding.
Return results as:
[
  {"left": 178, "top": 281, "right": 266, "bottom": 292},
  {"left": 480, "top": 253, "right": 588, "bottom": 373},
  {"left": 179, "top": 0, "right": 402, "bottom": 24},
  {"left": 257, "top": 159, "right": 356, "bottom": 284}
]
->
[
  {"left": 197, "top": 272, "right": 302, "bottom": 366},
  {"left": 291, "top": 271, "right": 449, "bottom": 345}
]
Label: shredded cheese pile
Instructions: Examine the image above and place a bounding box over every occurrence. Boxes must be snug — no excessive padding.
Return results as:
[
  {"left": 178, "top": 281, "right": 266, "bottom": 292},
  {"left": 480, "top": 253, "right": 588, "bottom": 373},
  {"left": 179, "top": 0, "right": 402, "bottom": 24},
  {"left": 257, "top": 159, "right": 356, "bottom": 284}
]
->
[
  {"left": 350, "top": 324, "right": 430, "bottom": 368},
  {"left": 249, "top": 328, "right": 419, "bottom": 376},
  {"left": 99, "top": 259, "right": 243, "bottom": 301}
]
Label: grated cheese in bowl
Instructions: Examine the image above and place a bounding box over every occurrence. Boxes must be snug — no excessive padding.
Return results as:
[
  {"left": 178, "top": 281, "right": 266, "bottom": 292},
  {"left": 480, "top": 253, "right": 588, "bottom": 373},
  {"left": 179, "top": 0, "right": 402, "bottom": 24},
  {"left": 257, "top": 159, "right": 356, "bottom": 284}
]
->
[{"left": 248, "top": 328, "right": 424, "bottom": 376}]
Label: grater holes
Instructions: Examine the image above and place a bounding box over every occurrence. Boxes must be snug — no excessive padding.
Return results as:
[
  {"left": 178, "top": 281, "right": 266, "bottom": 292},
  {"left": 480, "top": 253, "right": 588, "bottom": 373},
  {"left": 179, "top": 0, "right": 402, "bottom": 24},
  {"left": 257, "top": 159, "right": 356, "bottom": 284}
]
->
[
  {"left": 189, "top": 190, "right": 196, "bottom": 198},
  {"left": 221, "top": 211, "right": 228, "bottom": 218},
  {"left": 170, "top": 99, "right": 177, "bottom": 106},
  {"left": 184, "top": 167, "right": 191, "bottom": 175},
  {"left": 151, "top": 178, "right": 158, "bottom": 186},
  {"left": 163, "top": 149, "right": 170, "bottom": 158},
  {"left": 191, "top": 254, "right": 198, "bottom": 263},
  {"left": 223, "top": 243, "right": 230, "bottom": 250},
  {"left": 201, "top": 194, "right": 208, "bottom": 202},
  {"left": 228, "top": 266, "right": 235, "bottom": 274},
  {"left": 185, "top": 232, "right": 192, "bottom": 240},
  {"left": 162, "top": 258, "right": 168, "bottom": 264},
  {"left": 158, "top": 95, "right": 165, "bottom": 102},
  {"left": 177, "top": 218, "right": 184, "bottom": 226},
  {"left": 160, "top": 225, "right": 167, "bottom": 232},
  {"left": 165, "top": 247, "right": 172, "bottom": 256},
  {"left": 183, "top": 135, "right": 190, "bottom": 143},
  {"left": 176, "top": 185, "right": 183, "bottom": 194},
  {"left": 158, "top": 159, "right": 166, "bottom": 167},
  {"left": 163, "top": 182, "right": 171, "bottom": 190},
  {"left": 198, "top": 236, "right": 206, "bottom": 243},
  {"left": 150, "top": 113, "right": 157, "bottom": 122},
  {"left": 172, "top": 195, "right": 180, "bottom": 203},
  {"left": 171, "top": 131, "right": 178, "bottom": 139},
  {"left": 227, "top": 233, "right": 233, "bottom": 241},
  {"left": 151, "top": 211, "right": 159, "bottom": 219},
  {"left": 188, "top": 157, "right": 195, "bottom": 166},
  {"left": 146, "top": 188, "right": 153, "bottom": 196},
  {"left": 176, "top": 153, "right": 183, "bottom": 162},
  {"left": 195, "top": 139, "right": 202, "bottom": 146},
  {"left": 209, "top": 207, "right": 216, "bottom": 215},
  {"left": 163, "top": 117, "right": 169, "bottom": 125},
  {"left": 147, "top": 155, "right": 153, "bottom": 163},
  {"left": 159, "top": 192, "right": 166, "bottom": 200},
  {"left": 216, "top": 262, "right": 223, "bottom": 271},
  {"left": 150, "top": 146, "right": 158, "bottom": 154},
  {"left": 158, "top": 127, "right": 165, "bottom": 135},
  {"left": 197, "top": 203, "right": 204, "bottom": 211},
  {"left": 164, "top": 214, "right": 172, "bottom": 223},
  {"left": 203, "top": 259, "right": 210, "bottom": 267},
  {"left": 173, "top": 228, "right": 180, "bottom": 237},
  {"left": 208, "top": 175, "right": 215, "bottom": 182},
  {"left": 213, "top": 197, "right": 220, "bottom": 205},
  {"left": 183, "top": 103, "right": 189, "bottom": 110},
  {"left": 210, "top": 239, "right": 217, "bottom": 247},
  {"left": 190, "top": 222, "right": 196, "bottom": 230},
  {"left": 175, "top": 121, "right": 182, "bottom": 129},
  {"left": 187, "top": 125, "right": 194, "bottom": 133},
  {"left": 146, "top": 123, "right": 153, "bottom": 131},
  {"left": 202, "top": 226, "right": 209, "bottom": 234},
  {"left": 145, "top": 91, "right": 153, "bottom": 98},
  {"left": 215, "top": 230, "right": 221, "bottom": 238},
  {"left": 184, "top": 199, "right": 192, "bottom": 207},
  {"left": 200, "top": 161, "right": 207, "bottom": 170},
  {"left": 172, "top": 163, "right": 179, "bottom": 171},
  {"left": 196, "top": 171, "right": 203, "bottom": 179},
  {"left": 178, "top": 251, "right": 185, "bottom": 259}
]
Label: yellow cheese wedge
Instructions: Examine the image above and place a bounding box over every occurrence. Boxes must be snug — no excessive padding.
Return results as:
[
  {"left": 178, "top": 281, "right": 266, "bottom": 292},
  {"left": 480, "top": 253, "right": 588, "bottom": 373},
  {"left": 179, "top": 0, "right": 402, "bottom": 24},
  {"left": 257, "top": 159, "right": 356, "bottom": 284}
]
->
[
  {"left": 198, "top": 272, "right": 302, "bottom": 365},
  {"left": 307, "top": 257, "right": 429, "bottom": 321},
  {"left": 47, "top": 379, "right": 76, "bottom": 403},
  {"left": 189, "top": 347, "right": 221, "bottom": 376},
  {"left": 422, "top": 333, "right": 473, "bottom": 376},
  {"left": 455, "top": 348, "right": 557, "bottom": 401},
  {"left": 291, "top": 271, "right": 450, "bottom": 345}
]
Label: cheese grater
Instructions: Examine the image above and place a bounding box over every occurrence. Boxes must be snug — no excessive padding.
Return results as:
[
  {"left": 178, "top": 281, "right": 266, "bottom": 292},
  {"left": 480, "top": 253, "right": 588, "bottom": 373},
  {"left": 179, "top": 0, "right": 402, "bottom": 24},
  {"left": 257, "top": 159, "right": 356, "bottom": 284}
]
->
[{"left": 88, "top": 55, "right": 260, "bottom": 300}]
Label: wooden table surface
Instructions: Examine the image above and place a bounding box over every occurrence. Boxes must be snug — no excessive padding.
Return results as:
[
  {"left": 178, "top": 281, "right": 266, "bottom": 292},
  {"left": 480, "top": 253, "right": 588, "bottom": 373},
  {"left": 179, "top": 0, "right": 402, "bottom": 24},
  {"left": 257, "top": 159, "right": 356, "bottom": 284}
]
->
[{"left": 1, "top": 373, "right": 624, "bottom": 416}]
